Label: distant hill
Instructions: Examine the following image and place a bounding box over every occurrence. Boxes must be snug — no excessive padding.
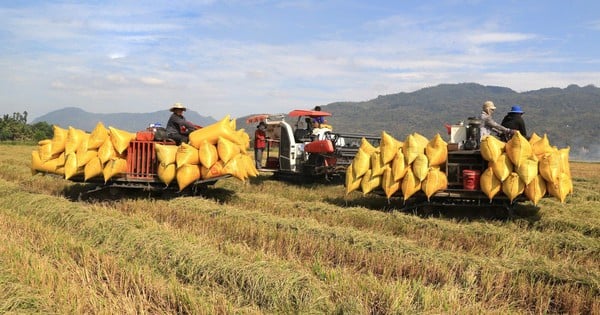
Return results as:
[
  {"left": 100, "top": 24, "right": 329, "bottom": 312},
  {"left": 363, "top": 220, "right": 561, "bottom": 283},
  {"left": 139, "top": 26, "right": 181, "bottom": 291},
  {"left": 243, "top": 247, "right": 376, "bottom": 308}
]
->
[
  {"left": 32, "top": 107, "right": 216, "bottom": 132},
  {"left": 238, "top": 83, "right": 599, "bottom": 161}
]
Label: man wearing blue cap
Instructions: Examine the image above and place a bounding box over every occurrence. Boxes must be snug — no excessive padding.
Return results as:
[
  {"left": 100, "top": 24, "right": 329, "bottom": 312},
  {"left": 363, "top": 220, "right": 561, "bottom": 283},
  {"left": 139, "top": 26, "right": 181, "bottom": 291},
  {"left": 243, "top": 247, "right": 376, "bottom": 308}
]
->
[{"left": 501, "top": 105, "right": 527, "bottom": 139}]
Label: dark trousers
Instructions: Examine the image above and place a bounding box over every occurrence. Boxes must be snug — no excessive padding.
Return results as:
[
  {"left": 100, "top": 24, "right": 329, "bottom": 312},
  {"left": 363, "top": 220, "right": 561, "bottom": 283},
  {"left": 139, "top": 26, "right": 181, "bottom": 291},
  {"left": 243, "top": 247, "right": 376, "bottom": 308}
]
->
[
  {"left": 168, "top": 133, "right": 188, "bottom": 145},
  {"left": 254, "top": 147, "right": 264, "bottom": 168}
]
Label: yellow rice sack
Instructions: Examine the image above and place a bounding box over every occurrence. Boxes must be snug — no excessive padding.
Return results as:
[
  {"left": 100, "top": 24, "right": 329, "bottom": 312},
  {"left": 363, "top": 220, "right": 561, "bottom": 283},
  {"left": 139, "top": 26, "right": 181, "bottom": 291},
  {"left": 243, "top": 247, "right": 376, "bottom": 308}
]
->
[
  {"left": 412, "top": 153, "right": 429, "bottom": 182},
  {"left": 88, "top": 121, "right": 109, "bottom": 150},
  {"left": 109, "top": 126, "right": 135, "bottom": 154},
  {"left": 402, "top": 133, "right": 425, "bottom": 165},
  {"left": 558, "top": 147, "right": 571, "bottom": 177},
  {"left": 84, "top": 157, "right": 103, "bottom": 181},
  {"left": 50, "top": 125, "right": 68, "bottom": 156},
  {"left": 382, "top": 167, "right": 400, "bottom": 199},
  {"left": 176, "top": 164, "right": 201, "bottom": 191},
  {"left": 189, "top": 115, "right": 240, "bottom": 147},
  {"left": 422, "top": 167, "right": 448, "bottom": 201},
  {"left": 370, "top": 151, "right": 386, "bottom": 177},
  {"left": 217, "top": 136, "right": 240, "bottom": 164},
  {"left": 538, "top": 150, "right": 561, "bottom": 184},
  {"left": 345, "top": 161, "right": 362, "bottom": 195},
  {"left": 64, "top": 152, "right": 82, "bottom": 180},
  {"left": 360, "top": 169, "right": 381, "bottom": 195},
  {"left": 201, "top": 160, "right": 225, "bottom": 180},
  {"left": 237, "top": 129, "right": 250, "bottom": 149},
  {"left": 480, "top": 135, "right": 506, "bottom": 162},
  {"left": 31, "top": 150, "right": 60, "bottom": 173},
  {"left": 546, "top": 173, "right": 571, "bottom": 203},
  {"left": 242, "top": 153, "right": 259, "bottom": 178},
  {"left": 516, "top": 155, "right": 538, "bottom": 186},
  {"left": 352, "top": 148, "right": 371, "bottom": 178},
  {"left": 155, "top": 143, "right": 178, "bottom": 166},
  {"left": 391, "top": 149, "right": 408, "bottom": 182},
  {"left": 502, "top": 172, "right": 525, "bottom": 203},
  {"left": 224, "top": 154, "right": 248, "bottom": 181},
  {"left": 98, "top": 138, "right": 117, "bottom": 164},
  {"left": 524, "top": 174, "right": 547, "bottom": 206},
  {"left": 55, "top": 152, "right": 66, "bottom": 168},
  {"left": 528, "top": 132, "right": 542, "bottom": 145},
  {"left": 103, "top": 158, "right": 127, "bottom": 182},
  {"left": 531, "top": 134, "right": 553, "bottom": 159},
  {"left": 380, "top": 131, "right": 400, "bottom": 164},
  {"left": 401, "top": 168, "right": 421, "bottom": 201},
  {"left": 77, "top": 150, "right": 98, "bottom": 168},
  {"left": 480, "top": 167, "right": 501, "bottom": 201},
  {"left": 425, "top": 133, "right": 448, "bottom": 167},
  {"left": 412, "top": 132, "right": 429, "bottom": 149},
  {"left": 158, "top": 162, "right": 176, "bottom": 185},
  {"left": 490, "top": 153, "right": 513, "bottom": 182},
  {"left": 65, "top": 127, "right": 87, "bottom": 155},
  {"left": 38, "top": 139, "right": 55, "bottom": 162},
  {"left": 359, "top": 137, "right": 378, "bottom": 155},
  {"left": 505, "top": 131, "right": 533, "bottom": 168},
  {"left": 176, "top": 143, "right": 200, "bottom": 168}
]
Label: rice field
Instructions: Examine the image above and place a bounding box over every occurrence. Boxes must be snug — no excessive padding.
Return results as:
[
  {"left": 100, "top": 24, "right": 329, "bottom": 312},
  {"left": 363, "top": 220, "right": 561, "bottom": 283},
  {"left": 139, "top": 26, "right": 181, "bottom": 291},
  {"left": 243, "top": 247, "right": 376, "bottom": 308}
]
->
[{"left": 0, "top": 144, "right": 598, "bottom": 314}]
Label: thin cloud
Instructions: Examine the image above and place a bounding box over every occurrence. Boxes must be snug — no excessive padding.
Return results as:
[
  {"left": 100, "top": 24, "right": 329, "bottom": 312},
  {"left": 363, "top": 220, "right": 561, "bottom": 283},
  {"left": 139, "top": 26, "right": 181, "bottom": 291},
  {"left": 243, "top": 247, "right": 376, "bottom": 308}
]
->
[{"left": 467, "top": 32, "right": 537, "bottom": 44}]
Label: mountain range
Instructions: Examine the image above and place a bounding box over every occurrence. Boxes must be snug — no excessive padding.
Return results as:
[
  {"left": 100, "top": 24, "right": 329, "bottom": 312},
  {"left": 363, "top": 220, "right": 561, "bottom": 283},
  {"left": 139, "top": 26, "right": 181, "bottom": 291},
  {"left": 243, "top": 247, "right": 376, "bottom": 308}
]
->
[{"left": 33, "top": 83, "right": 600, "bottom": 161}]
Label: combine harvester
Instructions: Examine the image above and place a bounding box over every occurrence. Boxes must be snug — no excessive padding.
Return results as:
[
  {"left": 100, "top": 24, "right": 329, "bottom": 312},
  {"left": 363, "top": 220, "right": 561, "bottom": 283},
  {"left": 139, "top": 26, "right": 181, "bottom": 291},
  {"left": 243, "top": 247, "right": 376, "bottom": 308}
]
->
[
  {"left": 345, "top": 117, "right": 573, "bottom": 214},
  {"left": 31, "top": 116, "right": 258, "bottom": 197},
  {"left": 246, "top": 109, "right": 380, "bottom": 181}
]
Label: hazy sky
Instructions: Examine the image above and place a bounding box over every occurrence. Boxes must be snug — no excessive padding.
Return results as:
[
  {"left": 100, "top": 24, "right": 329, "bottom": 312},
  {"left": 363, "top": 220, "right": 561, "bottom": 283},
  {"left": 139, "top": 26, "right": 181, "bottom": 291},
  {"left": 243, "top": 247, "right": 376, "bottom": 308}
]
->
[{"left": 1, "top": 0, "right": 599, "bottom": 121}]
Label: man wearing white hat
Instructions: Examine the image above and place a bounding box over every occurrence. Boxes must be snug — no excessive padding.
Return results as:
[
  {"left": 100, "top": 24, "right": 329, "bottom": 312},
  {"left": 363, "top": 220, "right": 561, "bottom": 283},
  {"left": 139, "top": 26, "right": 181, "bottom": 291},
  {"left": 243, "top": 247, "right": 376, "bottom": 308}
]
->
[
  {"left": 166, "top": 103, "right": 199, "bottom": 144},
  {"left": 480, "top": 100, "right": 513, "bottom": 141}
]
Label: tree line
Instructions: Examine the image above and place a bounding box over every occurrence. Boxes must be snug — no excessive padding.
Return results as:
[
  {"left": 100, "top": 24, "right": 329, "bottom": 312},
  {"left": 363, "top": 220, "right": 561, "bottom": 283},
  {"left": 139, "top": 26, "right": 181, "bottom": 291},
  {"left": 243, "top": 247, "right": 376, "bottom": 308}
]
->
[{"left": 0, "top": 111, "right": 53, "bottom": 142}]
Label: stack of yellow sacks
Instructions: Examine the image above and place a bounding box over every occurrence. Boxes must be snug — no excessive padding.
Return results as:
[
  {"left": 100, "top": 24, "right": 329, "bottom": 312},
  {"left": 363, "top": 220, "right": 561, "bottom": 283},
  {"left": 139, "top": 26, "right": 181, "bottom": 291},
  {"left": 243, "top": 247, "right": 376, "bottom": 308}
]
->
[
  {"left": 346, "top": 131, "right": 449, "bottom": 201},
  {"left": 32, "top": 122, "right": 132, "bottom": 182},
  {"left": 155, "top": 115, "right": 258, "bottom": 190},
  {"left": 480, "top": 132, "right": 572, "bottom": 204},
  {"left": 32, "top": 115, "right": 258, "bottom": 191}
]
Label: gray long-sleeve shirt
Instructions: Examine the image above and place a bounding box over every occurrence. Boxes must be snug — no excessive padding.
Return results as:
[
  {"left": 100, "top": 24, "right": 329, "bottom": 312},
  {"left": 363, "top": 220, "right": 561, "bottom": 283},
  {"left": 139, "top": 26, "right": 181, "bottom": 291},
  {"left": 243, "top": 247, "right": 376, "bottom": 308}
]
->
[{"left": 480, "top": 111, "right": 510, "bottom": 140}]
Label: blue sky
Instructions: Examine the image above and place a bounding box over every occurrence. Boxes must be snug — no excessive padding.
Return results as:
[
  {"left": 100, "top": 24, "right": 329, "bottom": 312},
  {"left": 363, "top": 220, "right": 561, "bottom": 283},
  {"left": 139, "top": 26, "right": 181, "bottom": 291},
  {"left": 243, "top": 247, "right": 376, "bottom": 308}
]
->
[{"left": 1, "top": 0, "right": 599, "bottom": 121}]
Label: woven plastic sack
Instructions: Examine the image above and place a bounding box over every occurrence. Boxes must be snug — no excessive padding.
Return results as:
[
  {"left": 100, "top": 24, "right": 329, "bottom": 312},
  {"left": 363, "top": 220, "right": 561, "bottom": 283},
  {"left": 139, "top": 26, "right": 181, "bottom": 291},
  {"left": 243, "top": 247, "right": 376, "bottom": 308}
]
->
[
  {"left": 546, "top": 173, "right": 571, "bottom": 203},
  {"left": 158, "top": 162, "right": 176, "bottom": 185},
  {"left": 189, "top": 115, "right": 240, "bottom": 147},
  {"left": 31, "top": 150, "right": 60, "bottom": 174},
  {"left": 352, "top": 148, "right": 371, "bottom": 178},
  {"left": 391, "top": 149, "right": 408, "bottom": 182},
  {"left": 558, "top": 147, "right": 571, "bottom": 177},
  {"left": 502, "top": 172, "right": 525, "bottom": 203},
  {"left": 516, "top": 155, "right": 538, "bottom": 186},
  {"left": 217, "top": 136, "right": 240, "bottom": 164},
  {"left": 531, "top": 134, "right": 553, "bottom": 159},
  {"left": 505, "top": 131, "right": 533, "bottom": 168},
  {"left": 380, "top": 131, "right": 400, "bottom": 164},
  {"left": 50, "top": 125, "right": 68, "bottom": 156},
  {"left": 425, "top": 133, "right": 448, "bottom": 166},
  {"left": 412, "top": 153, "right": 429, "bottom": 182},
  {"left": 360, "top": 169, "right": 382, "bottom": 195},
  {"left": 201, "top": 160, "right": 225, "bottom": 180},
  {"left": 480, "top": 135, "right": 506, "bottom": 162},
  {"left": 176, "top": 143, "right": 200, "bottom": 168},
  {"left": 176, "top": 164, "right": 201, "bottom": 191},
  {"left": 490, "top": 153, "right": 513, "bottom": 182},
  {"left": 524, "top": 174, "right": 547, "bottom": 206},
  {"left": 240, "top": 153, "right": 259, "bottom": 178},
  {"left": 359, "top": 137, "right": 378, "bottom": 155},
  {"left": 65, "top": 127, "right": 87, "bottom": 155},
  {"left": 528, "top": 132, "right": 542, "bottom": 145},
  {"left": 88, "top": 122, "right": 109, "bottom": 150},
  {"left": 370, "top": 151, "right": 385, "bottom": 177},
  {"left": 98, "top": 138, "right": 117, "bottom": 164},
  {"left": 401, "top": 168, "right": 421, "bottom": 201},
  {"left": 382, "top": 167, "right": 400, "bottom": 199},
  {"left": 223, "top": 154, "right": 246, "bottom": 181},
  {"left": 64, "top": 152, "right": 82, "bottom": 180},
  {"left": 480, "top": 167, "right": 501, "bottom": 201},
  {"left": 345, "top": 162, "right": 362, "bottom": 194},
  {"left": 539, "top": 150, "right": 561, "bottom": 184},
  {"left": 38, "top": 139, "right": 55, "bottom": 162},
  {"left": 403, "top": 133, "right": 425, "bottom": 165},
  {"left": 109, "top": 126, "right": 135, "bottom": 154},
  {"left": 77, "top": 150, "right": 98, "bottom": 168},
  {"left": 103, "top": 158, "right": 127, "bottom": 182},
  {"left": 155, "top": 143, "right": 178, "bottom": 166},
  {"left": 84, "top": 157, "right": 103, "bottom": 181},
  {"left": 422, "top": 167, "right": 448, "bottom": 201}
]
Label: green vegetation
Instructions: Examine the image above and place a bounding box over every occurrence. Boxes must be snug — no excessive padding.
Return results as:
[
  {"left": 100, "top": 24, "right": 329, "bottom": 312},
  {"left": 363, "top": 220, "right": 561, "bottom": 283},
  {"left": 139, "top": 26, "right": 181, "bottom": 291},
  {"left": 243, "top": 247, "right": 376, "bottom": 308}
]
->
[
  {"left": 0, "top": 112, "right": 53, "bottom": 142},
  {"left": 1, "top": 144, "right": 599, "bottom": 313}
]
